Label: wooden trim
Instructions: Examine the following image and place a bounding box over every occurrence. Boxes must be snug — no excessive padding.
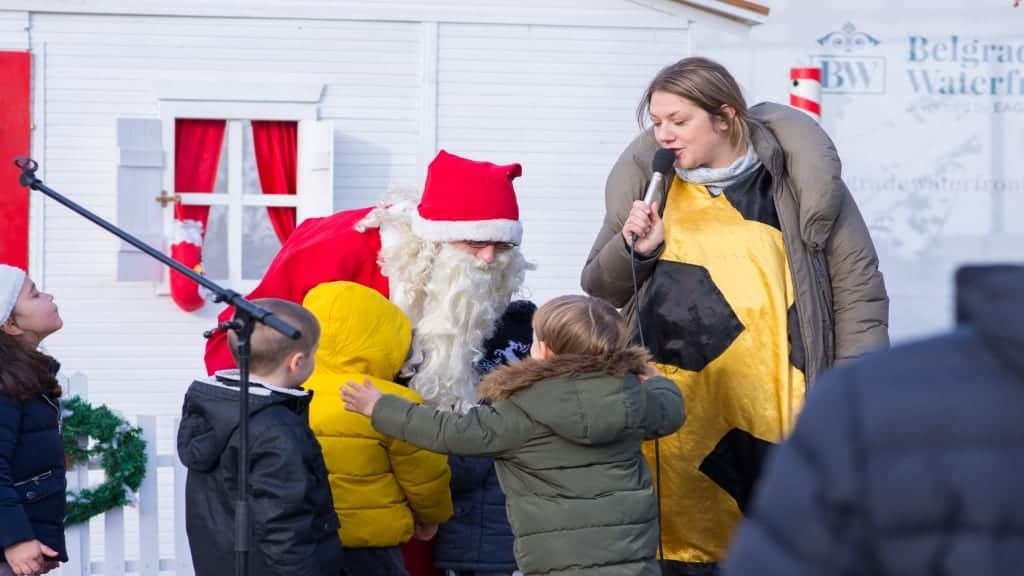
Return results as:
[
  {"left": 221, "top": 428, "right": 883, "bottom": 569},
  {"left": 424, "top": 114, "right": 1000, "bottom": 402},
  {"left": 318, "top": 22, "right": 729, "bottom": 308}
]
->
[
  {"left": 668, "top": 0, "right": 768, "bottom": 25},
  {"left": 29, "top": 43, "right": 46, "bottom": 288},
  {"left": 714, "top": 0, "right": 770, "bottom": 16},
  {"left": 156, "top": 81, "right": 324, "bottom": 104},
  {"left": 5, "top": 1, "right": 693, "bottom": 30}
]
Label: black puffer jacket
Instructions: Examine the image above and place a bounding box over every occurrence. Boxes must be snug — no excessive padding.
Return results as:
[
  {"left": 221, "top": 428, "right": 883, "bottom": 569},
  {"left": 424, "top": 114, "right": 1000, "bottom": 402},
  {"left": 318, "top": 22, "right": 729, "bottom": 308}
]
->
[
  {"left": 0, "top": 383, "right": 67, "bottom": 562},
  {"left": 725, "top": 265, "right": 1024, "bottom": 576},
  {"left": 177, "top": 374, "right": 343, "bottom": 576},
  {"left": 436, "top": 300, "right": 535, "bottom": 572}
]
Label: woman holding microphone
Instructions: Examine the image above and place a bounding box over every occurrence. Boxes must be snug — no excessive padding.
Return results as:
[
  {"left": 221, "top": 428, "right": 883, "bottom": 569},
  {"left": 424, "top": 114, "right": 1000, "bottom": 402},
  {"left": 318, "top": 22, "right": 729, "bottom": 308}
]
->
[{"left": 581, "top": 57, "right": 888, "bottom": 575}]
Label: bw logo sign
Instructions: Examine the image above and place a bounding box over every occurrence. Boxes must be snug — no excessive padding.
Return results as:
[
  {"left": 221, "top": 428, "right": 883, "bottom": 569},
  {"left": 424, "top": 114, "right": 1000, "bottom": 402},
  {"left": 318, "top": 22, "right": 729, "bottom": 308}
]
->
[{"left": 811, "top": 23, "right": 886, "bottom": 94}]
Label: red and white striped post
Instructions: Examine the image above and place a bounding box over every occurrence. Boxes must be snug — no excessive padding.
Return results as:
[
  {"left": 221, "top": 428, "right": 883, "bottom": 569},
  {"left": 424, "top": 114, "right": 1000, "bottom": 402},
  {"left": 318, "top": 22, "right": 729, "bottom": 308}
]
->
[{"left": 789, "top": 66, "right": 822, "bottom": 122}]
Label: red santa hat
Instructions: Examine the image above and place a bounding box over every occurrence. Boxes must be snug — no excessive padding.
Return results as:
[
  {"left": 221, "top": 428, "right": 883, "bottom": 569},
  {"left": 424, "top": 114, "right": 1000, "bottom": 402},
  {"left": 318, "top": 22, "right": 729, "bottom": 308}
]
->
[{"left": 412, "top": 150, "right": 523, "bottom": 245}]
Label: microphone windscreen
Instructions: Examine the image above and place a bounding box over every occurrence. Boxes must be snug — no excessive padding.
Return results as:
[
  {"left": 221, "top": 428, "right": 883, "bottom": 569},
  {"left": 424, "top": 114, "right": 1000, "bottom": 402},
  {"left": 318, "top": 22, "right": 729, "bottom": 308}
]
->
[{"left": 652, "top": 148, "right": 676, "bottom": 175}]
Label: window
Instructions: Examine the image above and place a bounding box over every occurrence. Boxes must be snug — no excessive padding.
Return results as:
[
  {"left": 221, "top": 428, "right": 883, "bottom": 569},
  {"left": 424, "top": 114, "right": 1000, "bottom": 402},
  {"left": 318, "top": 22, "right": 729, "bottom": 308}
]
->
[
  {"left": 175, "top": 119, "right": 298, "bottom": 287},
  {"left": 116, "top": 80, "right": 331, "bottom": 309}
]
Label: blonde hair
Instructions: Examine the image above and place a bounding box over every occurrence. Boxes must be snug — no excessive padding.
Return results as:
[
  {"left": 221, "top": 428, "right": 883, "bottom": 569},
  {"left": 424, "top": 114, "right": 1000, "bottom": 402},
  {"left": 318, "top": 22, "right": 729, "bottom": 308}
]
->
[
  {"left": 532, "top": 295, "right": 628, "bottom": 357},
  {"left": 227, "top": 298, "right": 320, "bottom": 374},
  {"left": 637, "top": 56, "right": 750, "bottom": 148}
]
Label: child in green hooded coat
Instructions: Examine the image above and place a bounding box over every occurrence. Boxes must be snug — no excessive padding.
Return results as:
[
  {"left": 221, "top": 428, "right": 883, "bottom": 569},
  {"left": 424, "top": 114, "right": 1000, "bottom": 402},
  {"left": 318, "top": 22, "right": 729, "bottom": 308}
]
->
[{"left": 343, "top": 295, "right": 684, "bottom": 576}]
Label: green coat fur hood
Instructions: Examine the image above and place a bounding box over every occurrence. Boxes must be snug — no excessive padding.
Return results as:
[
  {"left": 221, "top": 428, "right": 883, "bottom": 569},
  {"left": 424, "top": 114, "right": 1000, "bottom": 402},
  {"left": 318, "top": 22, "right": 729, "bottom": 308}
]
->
[{"left": 479, "top": 347, "right": 653, "bottom": 445}]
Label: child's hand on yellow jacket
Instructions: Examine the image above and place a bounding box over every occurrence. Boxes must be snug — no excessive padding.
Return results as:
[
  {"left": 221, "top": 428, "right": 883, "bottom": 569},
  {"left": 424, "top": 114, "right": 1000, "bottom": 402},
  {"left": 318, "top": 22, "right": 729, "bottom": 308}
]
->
[{"left": 341, "top": 378, "right": 383, "bottom": 417}]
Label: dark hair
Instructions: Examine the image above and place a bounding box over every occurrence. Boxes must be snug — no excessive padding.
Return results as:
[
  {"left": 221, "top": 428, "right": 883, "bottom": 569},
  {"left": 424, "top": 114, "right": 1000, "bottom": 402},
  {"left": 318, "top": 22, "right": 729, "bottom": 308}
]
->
[
  {"left": 0, "top": 331, "right": 62, "bottom": 401},
  {"left": 532, "top": 295, "right": 628, "bottom": 356},
  {"left": 637, "top": 56, "right": 750, "bottom": 148},
  {"left": 227, "top": 298, "right": 321, "bottom": 374}
]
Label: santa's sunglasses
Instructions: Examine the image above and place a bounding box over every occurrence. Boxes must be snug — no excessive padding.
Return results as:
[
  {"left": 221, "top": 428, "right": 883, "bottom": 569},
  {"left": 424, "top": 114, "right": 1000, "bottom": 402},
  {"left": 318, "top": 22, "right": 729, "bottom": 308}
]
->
[{"left": 461, "top": 240, "right": 518, "bottom": 252}]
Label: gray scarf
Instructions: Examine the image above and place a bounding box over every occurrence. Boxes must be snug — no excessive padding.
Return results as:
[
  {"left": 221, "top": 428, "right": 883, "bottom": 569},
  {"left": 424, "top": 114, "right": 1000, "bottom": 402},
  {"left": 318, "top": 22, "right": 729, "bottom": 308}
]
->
[{"left": 675, "top": 145, "right": 761, "bottom": 197}]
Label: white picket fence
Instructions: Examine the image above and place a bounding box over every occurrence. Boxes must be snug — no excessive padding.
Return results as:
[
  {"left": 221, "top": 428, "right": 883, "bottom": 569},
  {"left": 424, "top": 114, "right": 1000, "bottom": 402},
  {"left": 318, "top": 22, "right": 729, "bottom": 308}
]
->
[{"left": 58, "top": 373, "right": 194, "bottom": 576}]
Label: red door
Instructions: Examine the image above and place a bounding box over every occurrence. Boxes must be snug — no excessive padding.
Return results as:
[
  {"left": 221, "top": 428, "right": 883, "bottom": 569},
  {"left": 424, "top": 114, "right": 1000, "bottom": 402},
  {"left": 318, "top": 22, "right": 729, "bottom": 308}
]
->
[{"left": 0, "top": 51, "right": 31, "bottom": 267}]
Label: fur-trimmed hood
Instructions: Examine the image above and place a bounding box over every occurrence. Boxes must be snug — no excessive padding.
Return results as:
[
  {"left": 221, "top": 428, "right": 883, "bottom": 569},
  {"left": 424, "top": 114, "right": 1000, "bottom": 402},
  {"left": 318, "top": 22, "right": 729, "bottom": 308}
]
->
[
  {"left": 479, "top": 347, "right": 651, "bottom": 401},
  {"left": 479, "top": 347, "right": 653, "bottom": 446}
]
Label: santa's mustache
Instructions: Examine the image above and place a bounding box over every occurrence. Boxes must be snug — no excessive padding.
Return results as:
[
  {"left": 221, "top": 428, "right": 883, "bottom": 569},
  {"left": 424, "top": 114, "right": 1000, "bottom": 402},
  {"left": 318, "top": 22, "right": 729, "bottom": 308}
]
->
[{"left": 403, "top": 244, "right": 527, "bottom": 411}]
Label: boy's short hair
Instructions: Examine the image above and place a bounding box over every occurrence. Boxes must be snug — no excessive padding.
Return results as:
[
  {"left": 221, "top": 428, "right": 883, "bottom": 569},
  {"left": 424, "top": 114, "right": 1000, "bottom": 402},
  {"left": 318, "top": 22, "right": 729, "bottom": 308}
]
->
[
  {"left": 227, "top": 298, "right": 320, "bottom": 374},
  {"left": 532, "top": 294, "right": 627, "bottom": 357}
]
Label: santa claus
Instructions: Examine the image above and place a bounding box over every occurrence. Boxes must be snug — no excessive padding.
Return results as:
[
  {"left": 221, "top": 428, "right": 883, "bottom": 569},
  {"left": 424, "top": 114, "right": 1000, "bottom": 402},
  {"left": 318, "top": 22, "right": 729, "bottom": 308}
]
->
[
  {"left": 204, "top": 149, "right": 531, "bottom": 413},
  {"left": 204, "top": 150, "right": 531, "bottom": 576}
]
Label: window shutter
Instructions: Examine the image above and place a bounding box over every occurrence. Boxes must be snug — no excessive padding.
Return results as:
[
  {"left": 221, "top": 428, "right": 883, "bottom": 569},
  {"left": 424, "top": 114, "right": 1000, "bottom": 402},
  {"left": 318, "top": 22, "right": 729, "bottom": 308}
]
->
[
  {"left": 296, "top": 119, "right": 335, "bottom": 221},
  {"left": 116, "top": 118, "right": 165, "bottom": 281}
]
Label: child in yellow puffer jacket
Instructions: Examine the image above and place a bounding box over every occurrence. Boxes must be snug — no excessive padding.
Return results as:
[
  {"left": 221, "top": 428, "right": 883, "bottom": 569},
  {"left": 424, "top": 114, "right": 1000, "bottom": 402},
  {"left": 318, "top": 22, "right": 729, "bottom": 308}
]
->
[{"left": 302, "top": 281, "right": 453, "bottom": 575}]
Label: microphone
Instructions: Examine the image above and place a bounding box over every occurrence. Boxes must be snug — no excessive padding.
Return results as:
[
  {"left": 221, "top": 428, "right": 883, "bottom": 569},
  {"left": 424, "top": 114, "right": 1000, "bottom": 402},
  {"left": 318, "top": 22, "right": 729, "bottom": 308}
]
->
[
  {"left": 643, "top": 148, "right": 677, "bottom": 206},
  {"left": 631, "top": 148, "right": 676, "bottom": 247}
]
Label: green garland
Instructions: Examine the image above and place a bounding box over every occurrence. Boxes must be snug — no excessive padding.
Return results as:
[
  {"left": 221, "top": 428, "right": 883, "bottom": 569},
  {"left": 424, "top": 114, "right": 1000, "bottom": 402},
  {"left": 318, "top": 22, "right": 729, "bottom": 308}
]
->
[{"left": 60, "top": 396, "right": 147, "bottom": 526}]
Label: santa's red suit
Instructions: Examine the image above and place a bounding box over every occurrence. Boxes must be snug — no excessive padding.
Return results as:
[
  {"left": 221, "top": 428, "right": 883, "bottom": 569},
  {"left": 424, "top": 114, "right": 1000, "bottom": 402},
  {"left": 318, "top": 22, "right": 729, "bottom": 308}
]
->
[
  {"left": 204, "top": 206, "right": 389, "bottom": 373},
  {"left": 203, "top": 150, "right": 524, "bottom": 576}
]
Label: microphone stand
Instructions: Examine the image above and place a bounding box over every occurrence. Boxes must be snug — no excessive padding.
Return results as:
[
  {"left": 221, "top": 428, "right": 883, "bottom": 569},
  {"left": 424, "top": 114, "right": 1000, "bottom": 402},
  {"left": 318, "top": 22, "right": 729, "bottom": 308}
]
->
[{"left": 14, "top": 157, "right": 298, "bottom": 576}]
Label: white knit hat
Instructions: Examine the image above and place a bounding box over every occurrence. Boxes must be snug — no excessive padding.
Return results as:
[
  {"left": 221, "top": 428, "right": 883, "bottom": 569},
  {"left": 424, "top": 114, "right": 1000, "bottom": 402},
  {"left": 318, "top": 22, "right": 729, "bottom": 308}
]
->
[{"left": 0, "top": 265, "right": 27, "bottom": 325}]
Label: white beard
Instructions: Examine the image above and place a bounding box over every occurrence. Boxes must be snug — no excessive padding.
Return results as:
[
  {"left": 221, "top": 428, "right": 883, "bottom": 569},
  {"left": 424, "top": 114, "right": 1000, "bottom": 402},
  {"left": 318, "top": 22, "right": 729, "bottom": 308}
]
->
[{"left": 361, "top": 194, "right": 532, "bottom": 412}]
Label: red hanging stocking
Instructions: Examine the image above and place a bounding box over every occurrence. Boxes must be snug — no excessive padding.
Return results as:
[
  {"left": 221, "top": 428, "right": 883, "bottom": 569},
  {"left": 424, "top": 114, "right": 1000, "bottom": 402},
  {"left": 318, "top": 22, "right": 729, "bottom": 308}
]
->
[{"left": 169, "top": 119, "right": 225, "bottom": 312}]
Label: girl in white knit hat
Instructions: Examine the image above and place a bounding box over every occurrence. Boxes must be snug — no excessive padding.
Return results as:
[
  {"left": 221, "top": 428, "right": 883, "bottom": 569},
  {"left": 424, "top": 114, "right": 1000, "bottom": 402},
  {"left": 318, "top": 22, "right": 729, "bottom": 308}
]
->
[{"left": 0, "top": 265, "right": 67, "bottom": 576}]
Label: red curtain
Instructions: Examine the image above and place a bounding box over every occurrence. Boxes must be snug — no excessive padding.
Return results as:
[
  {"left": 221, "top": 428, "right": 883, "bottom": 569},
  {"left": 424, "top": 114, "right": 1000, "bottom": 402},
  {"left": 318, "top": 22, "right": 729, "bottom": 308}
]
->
[
  {"left": 251, "top": 120, "right": 298, "bottom": 242},
  {"left": 174, "top": 118, "right": 225, "bottom": 223},
  {"left": 170, "top": 118, "right": 226, "bottom": 312}
]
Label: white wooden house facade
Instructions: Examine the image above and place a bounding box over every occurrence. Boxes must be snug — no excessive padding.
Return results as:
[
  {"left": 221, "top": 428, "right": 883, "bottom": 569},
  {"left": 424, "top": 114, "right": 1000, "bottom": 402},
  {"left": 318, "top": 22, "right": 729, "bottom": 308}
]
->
[{"left": 0, "top": 1, "right": 766, "bottom": 572}]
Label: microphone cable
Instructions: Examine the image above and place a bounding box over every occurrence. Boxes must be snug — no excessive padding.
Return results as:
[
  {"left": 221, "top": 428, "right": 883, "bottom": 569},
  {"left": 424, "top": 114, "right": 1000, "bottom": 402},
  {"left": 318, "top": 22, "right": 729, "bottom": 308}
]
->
[
  {"left": 631, "top": 146, "right": 674, "bottom": 563},
  {"left": 630, "top": 233, "right": 665, "bottom": 563}
]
